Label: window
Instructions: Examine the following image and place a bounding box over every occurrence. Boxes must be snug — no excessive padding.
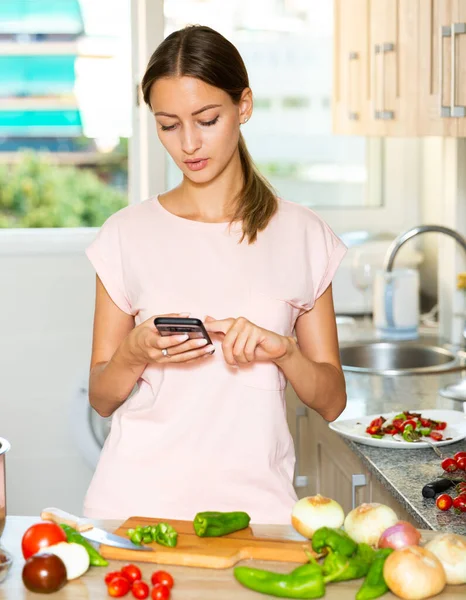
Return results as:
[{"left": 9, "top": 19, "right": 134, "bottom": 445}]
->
[
  {"left": 0, "top": 0, "right": 131, "bottom": 229},
  {"left": 164, "top": 0, "right": 383, "bottom": 210}
]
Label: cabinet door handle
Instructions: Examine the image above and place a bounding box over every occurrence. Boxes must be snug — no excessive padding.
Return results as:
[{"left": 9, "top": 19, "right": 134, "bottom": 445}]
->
[
  {"left": 351, "top": 473, "right": 367, "bottom": 509},
  {"left": 440, "top": 26, "right": 452, "bottom": 117},
  {"left": 347, "top": 51, "right": 359, "bottom": 121},
  {"left": 373, "top": 44, "right": 395, "bottom": 120},
  {"left": 451, "top": 23, "right": 466, "bottom": 117},
  {"left": 294, "top": 405, "right": 309, "bottom": 488}
]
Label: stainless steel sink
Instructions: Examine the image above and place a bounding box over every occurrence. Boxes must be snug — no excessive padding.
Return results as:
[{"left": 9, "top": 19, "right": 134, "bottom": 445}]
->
[{"left": 340, "top": 339, "right": 466, "bottom": 375}]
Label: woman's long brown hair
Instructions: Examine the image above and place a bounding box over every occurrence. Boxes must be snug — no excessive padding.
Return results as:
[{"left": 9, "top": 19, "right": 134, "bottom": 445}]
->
[{"left": 141, "top": 25, "right": 277, "bottom": 243}]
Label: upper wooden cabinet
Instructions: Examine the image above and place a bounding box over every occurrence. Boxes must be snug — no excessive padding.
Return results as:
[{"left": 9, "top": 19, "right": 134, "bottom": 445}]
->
[{"left": 334, "top": 0, "right": 466, "bottom": 136}]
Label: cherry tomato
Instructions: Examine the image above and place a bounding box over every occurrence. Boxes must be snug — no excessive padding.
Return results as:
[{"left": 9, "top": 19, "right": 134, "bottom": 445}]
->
[
  {"left": 105, "top": 571, "right": 124, "bottom": 585},
  {"left": 107, "top": 576, "right": 131, "bottom": 597},
  {"left": 441, "top": 457, "right": 458, "bottom": 472},
  {"left": 456, "top": 457, "right": 466, "bottom": 471},
  {"left": 121, "top": 564, "right": 142, "bottom": 583},
  {"left": 393, "top": 418, "right": 405, "bottom": 431},
  {"left": 151, "top": 571, "right": 174, "bottom": 589},
  {"left": 382, "top": 424, "right": 398, "bottom": 435},
  {"left": 366, "top": 425, "right": 382, "bottom": 436},
  {"left": 430, "top": 431, "right": 443, "bottom": 441},
  {"left": 436, "top": 493, "right": 453, "bottom": 511},
  {"left": 151, "top": 584, "right": 170, "bottom": 600},
  {"left": 433, "top": 421, "right": 447, "bottom": 430},
  {"left": 132, "top": 580, "right": 150, "bottom": 599},
  {"left": 454, "top": 451, "right": 466, "bottom": 462},
  {"left": 21, "top": 522, "right": 67, "bottom": 560},
  {"left": 453, "top": 496, "right": 466, "bottom": 513},
  {"left": 456, "top": 482, "right": 466, "bottom": 494}
]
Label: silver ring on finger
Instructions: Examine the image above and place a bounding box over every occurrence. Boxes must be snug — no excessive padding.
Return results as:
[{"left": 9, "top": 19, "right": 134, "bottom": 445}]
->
[{"left": 161, "top": 348, "right": 170, "bottom": 358}]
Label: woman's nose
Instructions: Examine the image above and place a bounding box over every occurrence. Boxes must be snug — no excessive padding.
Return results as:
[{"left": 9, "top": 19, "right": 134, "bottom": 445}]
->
[{"left": 181, "top": 124, "right": 201, "bottom": 155}]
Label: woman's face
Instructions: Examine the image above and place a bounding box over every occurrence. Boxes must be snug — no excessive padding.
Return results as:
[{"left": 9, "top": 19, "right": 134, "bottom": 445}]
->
[{"left": 149, "top": 76, "right": 252, "bottom": 184}]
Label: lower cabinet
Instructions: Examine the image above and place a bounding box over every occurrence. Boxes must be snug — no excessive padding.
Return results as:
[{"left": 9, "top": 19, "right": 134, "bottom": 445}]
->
[{"left": 286, "top": 384, "right": 420, "bottom": 526}]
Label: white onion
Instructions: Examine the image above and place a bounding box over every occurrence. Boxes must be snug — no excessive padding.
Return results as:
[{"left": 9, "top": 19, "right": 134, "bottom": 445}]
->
[
  {"left": 425, "top": 533, "right": 466, "bottom": 585},
  {"left": 291, "top": 494, "right": 344, "bottom": 539},
  {"left": 383, "top": 546, "right": 446, "bottom": 600},
  {"left": 378, "top": 521, "right": 421, "bottom": 550},
  {"left": 39, "top": 542, "right": 90, "bottom": 580},
  {"left": 344, "top": 503, "right": 398, "bottom": 546}
]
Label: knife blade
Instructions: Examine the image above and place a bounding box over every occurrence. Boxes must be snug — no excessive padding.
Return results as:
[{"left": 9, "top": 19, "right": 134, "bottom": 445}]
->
[{"left": 41, "top": 507, "right": 153, "bottom": 551}]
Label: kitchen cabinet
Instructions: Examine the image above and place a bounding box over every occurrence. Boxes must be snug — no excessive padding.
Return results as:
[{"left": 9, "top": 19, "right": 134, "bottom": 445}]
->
[
  {"left": 454, "top": 0, "right": 466, "bottom": 136},
  {"left": 333, "top": 0, "right": 370, "bottom": 135},
  {"left": 286, "top": 385, "right": 419, "bottom": 525},
  {"left": 333, "top": 0, "right": 419, "bottom": 136}
]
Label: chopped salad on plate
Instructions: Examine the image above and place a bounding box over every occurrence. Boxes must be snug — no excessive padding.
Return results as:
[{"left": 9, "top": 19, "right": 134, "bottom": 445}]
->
[{"left": 365, "top": 411, "right": 447, "bottom": 442}]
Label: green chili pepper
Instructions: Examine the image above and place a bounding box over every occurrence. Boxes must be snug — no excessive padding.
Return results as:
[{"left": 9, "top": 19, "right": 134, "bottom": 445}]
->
[
  {"left": 311, "top": 527, "right": 357, "bottom": 557},
  {"left": 234, "top": 552, "right": 347, "bottom": 598},
  {"left": 355, "top": 543, "right": 376, "bottom": 564},
  {"left": 60, "top": 524, "right": 108, "bottom": 567},
  {"left": 371, "top": 434, "right": 384, "bottom": 439},
  {"left": 420, "top": 427, "right": 431, "bottom": 436},
  {"left": 402, "top": 427, "right": 421, "bottom": 442},
  {"left": 356, "top": 548, "right": 394, "bottom": 600},
  {"left": 155, "top": 523, "right": 178, "bottom": 548},
  {"left": 130, "top": 530, "right": 143, "bottom": 545},
  {"left": 394, "top": 412, "right": 407, "bottom": 420},
  {"left": 322, "top": 549, "right": 371, "bottom": 582},
  {"left": 193, "top": 511, "right": 250, "bottom": 537}
]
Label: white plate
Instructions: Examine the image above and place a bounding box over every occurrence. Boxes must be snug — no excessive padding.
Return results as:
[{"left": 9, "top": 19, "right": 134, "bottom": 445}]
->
[{"left": 329, "top": 409, "right": 466, "bottom": 449}]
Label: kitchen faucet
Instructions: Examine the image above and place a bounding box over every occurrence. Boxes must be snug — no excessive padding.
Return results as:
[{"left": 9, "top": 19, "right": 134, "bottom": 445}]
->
[
  {"left": 383, "top": 224, "right": 466, "bottom": 272},
  {"left": 383, "top": 224, "right": 466, "bottom": 402}
]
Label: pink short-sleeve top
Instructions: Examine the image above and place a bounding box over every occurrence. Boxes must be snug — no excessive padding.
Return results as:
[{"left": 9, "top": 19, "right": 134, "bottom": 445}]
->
[{"left": 84, "top": 196, "right": 346, "bottom": 523}]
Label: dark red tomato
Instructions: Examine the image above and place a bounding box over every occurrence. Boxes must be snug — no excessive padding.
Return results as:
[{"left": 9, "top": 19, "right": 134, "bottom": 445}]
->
[
  {"left": 121, "top": 564, "right": 142, "bottom": 583},
  {"left": 393, "top": 418, "right": 405, "bottom": 432},
  {"left": 456, "top": 482, "right": 466, "bottom": 493},
  {"left": 420, "top": 418, "right": 433, "bottom": 428},
  {"left": 151, "top": 571, "right": 174, "bottom": 590},
  {"left": 21, "top": 522, "right": 67, "bottom": 559},
  {"left": 433, "top": 421, "right": 447, "bottom": 430},
  {"left": 436, "top": 494, "right": 453, "bottom": 511},
  {"left": 441, "top": 457, "right": 458, "bottom": 472},
  {"left": 107, "top": 576, "right": 131, "bottom": 597},
  {"left": 151, "top": 584, "right": 170, "bottom": 600},
  {"left": 132, "top": 580, "right": 149, "bottom": 599},
  {"left": 430, "top": 431, "right": 443, "bottom": 441},
  {"left": 366, "top": 425, "right": 382, "bottom": 435},
  {"left": 456, "top": 457, "right": 466, "bottom": 471},
  {"left": 105, "top": 571, "right": 124, "bottom": 585},
  {"left": 454, "top": 451, "right": 466, "bottom": 462},
  {"left": 453, "top": 496, "right": 466, "bottom": 513},
  {"left": 382, "top": 425, "right": 398, "bottom": 435}
]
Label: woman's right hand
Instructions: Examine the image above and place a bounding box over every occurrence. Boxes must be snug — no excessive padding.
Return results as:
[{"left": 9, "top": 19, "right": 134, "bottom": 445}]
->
[{"left": 124, "top": 313, "right": 215, "bottom": 366}]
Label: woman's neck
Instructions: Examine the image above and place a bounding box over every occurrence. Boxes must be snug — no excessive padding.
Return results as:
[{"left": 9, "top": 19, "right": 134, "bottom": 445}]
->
[{"left": 163, "top": 149, "right": 244, "bottom": 223}]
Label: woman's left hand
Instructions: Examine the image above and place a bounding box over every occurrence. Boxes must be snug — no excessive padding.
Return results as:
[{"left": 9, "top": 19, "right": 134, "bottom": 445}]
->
[{"left": 203, "top": 316, "right": 294, "bottom": 366}]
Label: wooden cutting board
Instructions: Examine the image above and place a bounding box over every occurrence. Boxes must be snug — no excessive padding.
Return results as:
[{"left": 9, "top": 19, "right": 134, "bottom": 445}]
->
[{"left": 99, "top": 516, "right": 316, "bottom": 569}]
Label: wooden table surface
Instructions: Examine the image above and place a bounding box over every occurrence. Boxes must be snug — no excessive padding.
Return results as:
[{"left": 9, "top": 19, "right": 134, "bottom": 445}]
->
[{"left": 0, "top": 516, "right": 465, "bottom": 599}]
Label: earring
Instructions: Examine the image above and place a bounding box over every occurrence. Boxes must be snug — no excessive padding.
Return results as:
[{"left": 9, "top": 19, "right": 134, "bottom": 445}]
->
[{"left": 243, "top": 117, "right": 248, "bottom": 124}]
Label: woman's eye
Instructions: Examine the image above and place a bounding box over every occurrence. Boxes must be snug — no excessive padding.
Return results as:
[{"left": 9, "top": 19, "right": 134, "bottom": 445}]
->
[
  {"left": 200, "top": 116, "right": 219, "bottom": 127},
  {"left": 160, "top": 123, "right": 177, "bottom": 131}
]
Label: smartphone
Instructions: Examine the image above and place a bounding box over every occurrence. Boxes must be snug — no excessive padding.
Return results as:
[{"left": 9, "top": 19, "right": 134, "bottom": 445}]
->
[{"left": 153, "top": 317, "right": 212, "bottom": 345}]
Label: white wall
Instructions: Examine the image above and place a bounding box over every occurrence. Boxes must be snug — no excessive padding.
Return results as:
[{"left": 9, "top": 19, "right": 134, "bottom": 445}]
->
[{"left": 0, "top": 250, "right": 96, "bottom": 515}]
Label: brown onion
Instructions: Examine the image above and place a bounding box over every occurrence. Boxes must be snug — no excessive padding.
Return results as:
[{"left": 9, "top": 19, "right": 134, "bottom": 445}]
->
[
  {"left": 291, "top": 495, "right": 344, "bottom": 539},
  {"left": 344, "top": 503, "right": 398, "bottom": 546},
  {"left": 378, "top": 521, "right": 421, "bottom": 550},
  {"left": 383, "top": 546, "right": 446, "bottom": 600},
  {"left": 425, "top": 533, "right": 466, "bottom": 585}
]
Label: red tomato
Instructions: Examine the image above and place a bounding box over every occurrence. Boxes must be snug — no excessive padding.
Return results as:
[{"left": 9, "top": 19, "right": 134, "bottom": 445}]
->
[
  {"left": 21, "top": 522, "right": 67, "bottom": 559},
  {"left": 430, "top": 431, "right": 443, "bottom": 441},
  {"left": 436, "top": 493, "right": 453, "bottom": 511},
  {"left": 132, "top": 580, "right": 149, "bottom": 599},
  {"left": 401, "top": 419, "right": 417, "bottom": 432},
  {"left": 107, "top": 576, "right": 131, "bottom": 597},
  {"left": 456, "top": 457, "right": 466, "bottom": 471},
  {"left": 433, "top": 421, "right": 447, "bottom": 430},
  {"left": 105, "top": 571, "right": 124, "bottom": 585},
  {"left": 441, "top": 457, "right": 458, "bottom": 472},
  {"left": 121, "top": 564, "right": 142, "bottom": 583},
  {"left": 151, "top": 571, "right": 174, "bottom": 589},
  {"left": 454, "top": 451, "right": 466, "bottom": 462},
  {"left": 453, "top": 496, "right": 466, "bottom": 513},
  {"left": 151, "top": 584, "right": 170, "bottom": 600}
]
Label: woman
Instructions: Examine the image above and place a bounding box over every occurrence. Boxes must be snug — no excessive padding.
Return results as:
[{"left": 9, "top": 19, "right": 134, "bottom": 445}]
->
[{"left": 85, "top": 25, "right": 347, "bottom": 523}]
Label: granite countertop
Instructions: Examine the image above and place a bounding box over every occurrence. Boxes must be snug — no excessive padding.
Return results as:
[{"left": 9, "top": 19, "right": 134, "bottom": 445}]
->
[{"left": 336, "top": 319, "right": 466, "bottom": 535}]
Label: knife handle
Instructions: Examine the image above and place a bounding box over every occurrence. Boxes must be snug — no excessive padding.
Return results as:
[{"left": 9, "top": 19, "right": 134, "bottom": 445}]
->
[
  {"left": 41, "top": 507, "right": 94, "bottom": 532},
  {"left": 421, "top": 478, "right": 454, "bottom": 499}
]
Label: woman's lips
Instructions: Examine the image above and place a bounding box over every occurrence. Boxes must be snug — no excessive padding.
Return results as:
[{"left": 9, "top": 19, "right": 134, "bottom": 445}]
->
[{"left": 184, "top": 159, "right": 208, "bottom": 171}]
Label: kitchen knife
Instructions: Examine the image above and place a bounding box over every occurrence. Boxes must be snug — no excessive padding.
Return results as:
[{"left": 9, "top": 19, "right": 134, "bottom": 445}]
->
[
  {"left": 41, "top": 507, "right": 153, "bottom": 551},
  {"left": 421, "top": 477, "right": 464, "bottom": 498}
]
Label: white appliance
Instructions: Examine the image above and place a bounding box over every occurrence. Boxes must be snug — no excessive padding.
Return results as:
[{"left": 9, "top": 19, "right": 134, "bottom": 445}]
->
[{"left": 332, "top": 231, "right": 423, "bottom": 315}]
